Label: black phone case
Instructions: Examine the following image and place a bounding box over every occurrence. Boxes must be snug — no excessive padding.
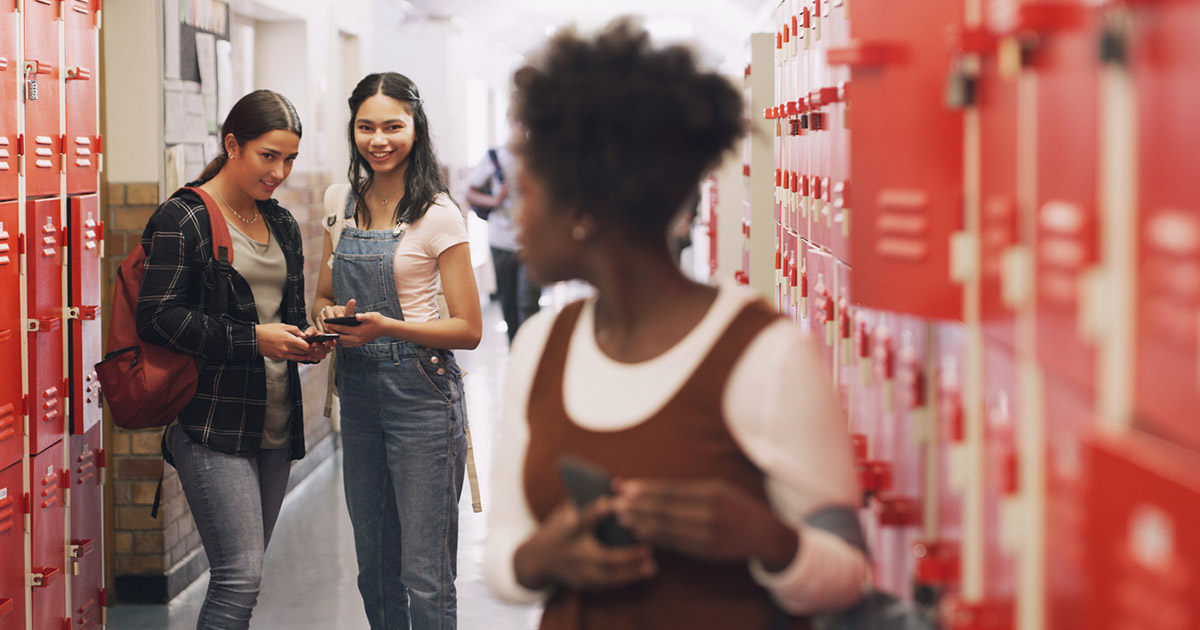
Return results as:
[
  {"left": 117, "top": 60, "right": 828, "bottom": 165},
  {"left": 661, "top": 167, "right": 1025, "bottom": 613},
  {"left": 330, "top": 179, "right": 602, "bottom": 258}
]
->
[
  {"left": 557, "top": 455, "right": 637, "bottom": 547},
  {"left": 324, "top": 315, "right": 363, "bottom": 326}
]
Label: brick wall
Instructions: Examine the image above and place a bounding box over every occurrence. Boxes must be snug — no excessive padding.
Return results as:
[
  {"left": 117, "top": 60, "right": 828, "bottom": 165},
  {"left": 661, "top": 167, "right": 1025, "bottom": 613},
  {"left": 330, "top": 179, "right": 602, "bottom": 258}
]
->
[{"left": 104, "top": 174, "right": 337, "bottom": 603}]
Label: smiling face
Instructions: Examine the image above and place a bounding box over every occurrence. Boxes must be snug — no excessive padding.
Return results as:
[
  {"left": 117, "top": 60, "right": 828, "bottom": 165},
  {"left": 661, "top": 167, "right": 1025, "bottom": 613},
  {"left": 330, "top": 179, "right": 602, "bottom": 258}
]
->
[
  {"left": 225, "top": 129, "right": 300, "bottom": 200},
  {"left": 353, "top": 94, "right": 416, "bottom": 176}
]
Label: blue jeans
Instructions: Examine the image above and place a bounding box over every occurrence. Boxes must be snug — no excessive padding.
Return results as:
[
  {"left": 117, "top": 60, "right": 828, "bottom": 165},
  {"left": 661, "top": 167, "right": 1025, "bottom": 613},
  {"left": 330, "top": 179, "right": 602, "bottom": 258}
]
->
[
  {"left": 339, "top": 342, "right": 468, "bottom": 630},
  {"left": 170, "top": 427, "right": 292, "bottom": 630}
]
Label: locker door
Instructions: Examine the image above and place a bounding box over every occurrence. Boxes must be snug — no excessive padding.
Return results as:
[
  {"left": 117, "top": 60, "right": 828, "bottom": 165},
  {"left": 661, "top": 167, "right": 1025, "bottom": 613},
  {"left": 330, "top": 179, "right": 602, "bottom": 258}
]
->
[
  {"left": 977, "top": 31, "right": 1018, "bottom": 351},
  {"left": 0, "top": 462, "right": 24, "bottom": 630},
  {"left": 29, "top": 441, "right": 66, "bottom": 630},
  {"left": 0, "top": 3, "right": 18, "bottom": 201},
  {"left": 27, "top": 197, "right": 63, "bottom": 454},
  {"left": 1033, "top": 5, "right": 1100, "bottom": 392},
  {"left": 1085, "top": 435, "right": 1200, "bottom": 630},
  {"left": 69, "top": 426, "right": 102, "bottom": 630},
  {"left": 835, "top": 0, "right": 964, "bottom": 318},
  {"left": 63, "top": 0, "right": 97, "bottom": 195},
  {"left": 1132, "top": 3, "right": 1200, "bottom": 453},
  {"left": 68, "top": 195, "right": 100, "bottom": 435},
  {"left": 23, "top": 0, "right": 61, "bottom": 199},
  {"left": 1043, "top": 374, "right": 1092, "bottom": 630},
  {"left": 980, "top": 342, "right": 1017, "bottom": 614},
  {"left": 0, "top": 201, "right": 19, "bottom": 469}
]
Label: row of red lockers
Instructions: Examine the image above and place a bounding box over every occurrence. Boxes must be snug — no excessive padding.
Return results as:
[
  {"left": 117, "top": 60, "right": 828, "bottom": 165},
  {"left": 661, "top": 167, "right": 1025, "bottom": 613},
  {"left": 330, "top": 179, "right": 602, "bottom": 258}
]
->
[
  {"left": 2, "top": 0, "right": 102, "bottom": 201},
  {"left": 2, "top": 1, "right": 106, "bottom": 630},
  {"left": 718, "top": 0, "right": 1200, "bottom": 628}
]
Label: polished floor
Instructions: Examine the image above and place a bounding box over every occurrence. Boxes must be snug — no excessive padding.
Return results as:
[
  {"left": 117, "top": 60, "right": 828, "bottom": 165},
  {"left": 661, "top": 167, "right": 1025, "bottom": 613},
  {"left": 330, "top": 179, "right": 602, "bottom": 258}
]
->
[{"left": 107, "top": 296, "right": 556, "bottom": 629}]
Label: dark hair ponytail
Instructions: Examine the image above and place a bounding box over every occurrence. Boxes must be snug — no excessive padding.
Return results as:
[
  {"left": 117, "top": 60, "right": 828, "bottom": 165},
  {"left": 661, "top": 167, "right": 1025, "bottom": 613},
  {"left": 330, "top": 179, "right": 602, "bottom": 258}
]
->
[
  {"left": 198, "top": 89, "right": 303, "bottom": 182},
  {"left": 346, "top": 72, "right": 449, "bottom": 228}
]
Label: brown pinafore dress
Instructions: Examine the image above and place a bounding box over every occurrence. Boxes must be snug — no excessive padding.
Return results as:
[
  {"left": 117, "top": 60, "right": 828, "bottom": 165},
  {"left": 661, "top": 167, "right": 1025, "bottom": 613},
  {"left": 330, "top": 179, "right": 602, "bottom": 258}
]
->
[{"left": 523, "top": 299, "right": 812, "bottom": 630}]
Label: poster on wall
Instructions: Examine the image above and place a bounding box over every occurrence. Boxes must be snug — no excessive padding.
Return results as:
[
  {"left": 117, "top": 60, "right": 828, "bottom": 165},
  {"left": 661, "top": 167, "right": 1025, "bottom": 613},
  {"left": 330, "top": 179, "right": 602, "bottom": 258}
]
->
[{"left": 164, "top": 0, "right": 230, "bottom": 188}]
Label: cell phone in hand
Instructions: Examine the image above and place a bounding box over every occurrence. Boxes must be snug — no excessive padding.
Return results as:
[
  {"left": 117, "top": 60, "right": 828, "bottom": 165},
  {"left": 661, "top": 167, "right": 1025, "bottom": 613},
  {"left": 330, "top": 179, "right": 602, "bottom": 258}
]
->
[
  {"left": 557, "top": 455, "right": 637, "bottom": 547},
  {"left": 323, "top": 315, "right": 362, "bottom": 327},
  {"left": 303, "top": 332, "right": 339, "bottom": 343}
]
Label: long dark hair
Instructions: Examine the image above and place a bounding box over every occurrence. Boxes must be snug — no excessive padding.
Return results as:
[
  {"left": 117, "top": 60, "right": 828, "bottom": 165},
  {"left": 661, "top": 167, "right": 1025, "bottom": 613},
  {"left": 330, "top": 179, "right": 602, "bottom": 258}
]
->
[
  {"left": 198, "top": 89, "right": 302, "bottom": 182},
  {"left": 347, "top": 72, "right": 449, "bottom": 228}
]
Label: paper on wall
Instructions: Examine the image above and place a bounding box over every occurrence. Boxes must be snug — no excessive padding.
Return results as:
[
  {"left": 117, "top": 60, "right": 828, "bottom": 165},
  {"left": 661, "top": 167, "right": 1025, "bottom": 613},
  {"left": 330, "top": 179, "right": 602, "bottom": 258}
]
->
[{"left": 195, "top": 32, "right": 218, "bottom": 133}]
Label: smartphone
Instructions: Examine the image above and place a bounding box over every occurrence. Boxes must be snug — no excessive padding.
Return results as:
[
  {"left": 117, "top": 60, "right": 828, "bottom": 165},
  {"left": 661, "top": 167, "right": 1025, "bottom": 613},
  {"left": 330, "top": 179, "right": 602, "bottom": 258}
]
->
[
  {"left": 303, "top": 332, "right": 340, "bottom": 343},
  {"left": 323, "top": 315, "right": 362, "bottom": 327},
  {"left": 557, "top": 455, "right": 637, "bottom": 547}
]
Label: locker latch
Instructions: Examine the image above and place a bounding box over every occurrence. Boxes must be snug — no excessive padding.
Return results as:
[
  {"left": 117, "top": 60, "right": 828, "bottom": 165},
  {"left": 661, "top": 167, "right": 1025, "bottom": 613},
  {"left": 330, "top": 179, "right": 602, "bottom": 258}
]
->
[
  {"left": 31, "top": 566, "right": 60, "bottom": 587},
  {"left": 65, "top": 66, "right": 91, "bottom": 81}
]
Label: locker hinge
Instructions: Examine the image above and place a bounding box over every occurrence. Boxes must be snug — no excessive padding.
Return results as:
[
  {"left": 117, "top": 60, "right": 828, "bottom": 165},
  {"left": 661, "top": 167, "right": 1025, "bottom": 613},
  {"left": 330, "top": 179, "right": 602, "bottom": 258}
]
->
[
  {"left": 21, "top": 492, "right": 29, "bottom": 514},
  {"left": 59, "top": 134, "right": 66, "bottom": 155},
  {"left": 63, "top": 617, "right": 71, "bottom": 630},
  {"left": 16, "top": 133, "right": 22, "bottom": 156},
  {"left": 20, "top": 394, "right": 27, "bottom": 417},
  {"left": 57, "top": 0, "right": 64, "bottom": 20},
  {"left": 95, "top": 447, "right": 105, "bottom": 469}
]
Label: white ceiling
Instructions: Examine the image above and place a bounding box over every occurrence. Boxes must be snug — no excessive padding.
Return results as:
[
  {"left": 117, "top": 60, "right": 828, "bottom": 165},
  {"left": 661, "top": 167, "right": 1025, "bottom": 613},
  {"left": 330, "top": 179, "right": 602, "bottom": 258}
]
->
[{"left": 399, "top": 0, "right": 775, "bottom": 70}]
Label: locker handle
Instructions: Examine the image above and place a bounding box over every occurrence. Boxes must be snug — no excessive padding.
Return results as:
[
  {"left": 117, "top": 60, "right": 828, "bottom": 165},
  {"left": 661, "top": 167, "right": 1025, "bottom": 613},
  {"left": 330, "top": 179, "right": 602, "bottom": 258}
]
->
[
  {"left": 23, "top": 59, "right": 52, "bottom": 75},
  {"left": 27, "top": 316, "right": 61, "bottom": 332},
  {"left": 827, "top": 41, "right": 906, "bottom": 68},
  {"left": 66, "top": 66, "right": 91, "bottom": 81},
  {"left": 70, "top": 538, "right": 95, "bottom": 558},
  {"left": 32, "top": 567, "right": 61, "bottom": 587}
]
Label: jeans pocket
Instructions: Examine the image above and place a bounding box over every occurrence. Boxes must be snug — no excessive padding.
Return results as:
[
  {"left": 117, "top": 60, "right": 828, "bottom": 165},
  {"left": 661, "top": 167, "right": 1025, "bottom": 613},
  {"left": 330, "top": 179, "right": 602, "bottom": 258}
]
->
[{"left": 411, "top": 356, "right": 456, "bottom": 405}]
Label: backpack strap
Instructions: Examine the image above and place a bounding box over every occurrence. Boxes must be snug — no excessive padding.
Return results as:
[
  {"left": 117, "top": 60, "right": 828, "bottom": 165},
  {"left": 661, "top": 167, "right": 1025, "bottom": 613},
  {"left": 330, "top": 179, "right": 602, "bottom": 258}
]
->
[
  {"left": 181, "top": 186, "right": 234, "bottom": 314},
  {"left": 487, "top": 148, "right": 504, "bottom": 184}
]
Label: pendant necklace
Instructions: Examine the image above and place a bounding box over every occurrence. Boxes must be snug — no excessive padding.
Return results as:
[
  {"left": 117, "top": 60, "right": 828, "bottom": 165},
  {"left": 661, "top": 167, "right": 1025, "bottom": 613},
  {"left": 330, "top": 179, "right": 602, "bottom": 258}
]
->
[
  {"left": 376, "top": 182, "right": 405, "bottom": 206},
  {"left": 213, "top": 187, "right": 259, "bottom": 224}
]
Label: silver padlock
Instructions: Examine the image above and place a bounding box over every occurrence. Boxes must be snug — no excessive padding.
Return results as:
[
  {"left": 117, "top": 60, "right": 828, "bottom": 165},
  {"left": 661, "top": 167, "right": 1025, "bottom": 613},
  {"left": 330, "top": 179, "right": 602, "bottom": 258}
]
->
[{"left": 26, "top": 79, "right": 38, "bottom": 101}]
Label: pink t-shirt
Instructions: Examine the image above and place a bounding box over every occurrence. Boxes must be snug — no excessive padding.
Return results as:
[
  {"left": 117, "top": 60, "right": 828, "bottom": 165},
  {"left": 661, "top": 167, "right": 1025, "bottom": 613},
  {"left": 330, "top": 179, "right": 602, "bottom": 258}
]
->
[{"left": 324, "top": 186, "right": 469, "bottom": 323}]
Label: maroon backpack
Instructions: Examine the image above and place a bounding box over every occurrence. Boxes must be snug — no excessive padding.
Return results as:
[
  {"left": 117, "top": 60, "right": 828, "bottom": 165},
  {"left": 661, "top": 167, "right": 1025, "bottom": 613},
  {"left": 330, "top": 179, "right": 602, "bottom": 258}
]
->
[{"left": 96, "top": 187, "right": 233, "bottom": 430}]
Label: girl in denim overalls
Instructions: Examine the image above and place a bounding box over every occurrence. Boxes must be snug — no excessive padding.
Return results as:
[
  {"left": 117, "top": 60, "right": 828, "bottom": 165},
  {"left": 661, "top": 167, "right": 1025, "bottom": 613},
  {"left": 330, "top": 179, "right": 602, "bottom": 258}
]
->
[{"left": 313, "top": 73, "right": 482, "bottom": 630}]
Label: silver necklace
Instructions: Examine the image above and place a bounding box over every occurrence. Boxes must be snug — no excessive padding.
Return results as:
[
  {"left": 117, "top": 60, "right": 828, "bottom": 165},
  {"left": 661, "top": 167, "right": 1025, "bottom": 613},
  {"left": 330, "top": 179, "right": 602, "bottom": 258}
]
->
[
  {"left": 376, "top": 183, "right": 405, "bottom": 206},
  {"left": 213, "top": 187, "right": 260, "bottom": 224}
]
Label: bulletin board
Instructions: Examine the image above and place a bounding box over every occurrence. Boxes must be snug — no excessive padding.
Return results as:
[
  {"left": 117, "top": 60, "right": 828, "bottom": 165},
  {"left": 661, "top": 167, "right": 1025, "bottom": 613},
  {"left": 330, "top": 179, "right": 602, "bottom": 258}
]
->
[{"left": 162, "top": 0, "right": 233, "bottom": 193}]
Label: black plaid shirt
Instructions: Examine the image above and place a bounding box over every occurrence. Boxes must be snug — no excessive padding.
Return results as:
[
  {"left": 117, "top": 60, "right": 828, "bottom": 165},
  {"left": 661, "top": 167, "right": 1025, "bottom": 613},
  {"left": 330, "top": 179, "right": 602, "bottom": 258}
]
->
[{"left": 136, "top": 186, "right": 309, "bottom": 461}]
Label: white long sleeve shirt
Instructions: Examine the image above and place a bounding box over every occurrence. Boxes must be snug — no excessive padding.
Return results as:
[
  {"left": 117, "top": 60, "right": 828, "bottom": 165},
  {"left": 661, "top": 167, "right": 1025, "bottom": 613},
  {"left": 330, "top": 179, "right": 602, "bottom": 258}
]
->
[{"left": 483, "top": 281, "right": 869, "bottom": 615}]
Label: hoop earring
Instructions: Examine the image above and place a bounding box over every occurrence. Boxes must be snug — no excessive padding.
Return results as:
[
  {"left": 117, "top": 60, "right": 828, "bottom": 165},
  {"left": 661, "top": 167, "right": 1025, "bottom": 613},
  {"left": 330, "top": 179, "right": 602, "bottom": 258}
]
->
[{"left": 571, "top": 225, "right": 589, "bottom": 241}]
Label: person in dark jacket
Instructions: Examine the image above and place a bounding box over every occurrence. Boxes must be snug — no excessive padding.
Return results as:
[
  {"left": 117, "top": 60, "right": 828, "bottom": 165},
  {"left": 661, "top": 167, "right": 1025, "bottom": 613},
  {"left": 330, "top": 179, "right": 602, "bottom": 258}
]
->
[{"left": 136, "top": 89, "right": 331, "bottom": 630}]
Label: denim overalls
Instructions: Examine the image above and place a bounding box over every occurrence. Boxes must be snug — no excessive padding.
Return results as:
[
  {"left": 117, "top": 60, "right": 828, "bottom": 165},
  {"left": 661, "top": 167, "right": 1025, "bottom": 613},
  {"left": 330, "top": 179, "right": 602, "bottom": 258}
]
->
[{"left": 332, "top": 197, "right": 468, "bottom": 630}]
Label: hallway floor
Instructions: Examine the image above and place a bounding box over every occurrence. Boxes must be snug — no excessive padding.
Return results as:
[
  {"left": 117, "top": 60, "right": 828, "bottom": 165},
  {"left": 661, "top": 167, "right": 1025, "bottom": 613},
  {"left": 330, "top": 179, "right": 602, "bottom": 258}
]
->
[{"left": 106, "top": 295, "right": 566, "bottom": 629}]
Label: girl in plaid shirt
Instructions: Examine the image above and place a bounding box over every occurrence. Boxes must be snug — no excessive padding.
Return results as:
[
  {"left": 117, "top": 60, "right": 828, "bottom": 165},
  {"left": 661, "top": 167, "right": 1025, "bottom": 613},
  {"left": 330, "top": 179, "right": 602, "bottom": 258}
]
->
[{"left": 137, "top": 90, "right": 332, "bottom": 629}]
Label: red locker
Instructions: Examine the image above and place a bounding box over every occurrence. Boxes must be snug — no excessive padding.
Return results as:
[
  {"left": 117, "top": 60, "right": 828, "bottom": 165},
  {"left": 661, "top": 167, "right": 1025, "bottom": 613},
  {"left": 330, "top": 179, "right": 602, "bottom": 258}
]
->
[
  {"left": 0, "top": 461, "right": 23, "bottom": 630},
  {"left": 0, "top": 201, "right": 19, "bottom": 470},
  {"left": 63, "top": 0, "right": 98, "bottom": 195},
  {"left": 1132, "top": 2, "right": 1200, "bottom": 453},
  {"left": 27, "top": 197, "right": 64, "bottom": 454},
  {"left": 981, "top": 342, "right": 1017, "bottom": 608},
  {"left": 29, "top": 441, "right": 66, "bottom": 630},
  {"left": 1043, "top": 374, "right": 1093, "bottom": 630},
  {"left": 68, "top": 195, "right": 101, "bottom": 435},
  {"left": 0, "top": 2, "right": 18, "bottom": 201},
  {"left": 69, "top": 426, "right": 102, "bottom": 630},
  {"left": 1085, "top": 435, "right": 1200, "bottom": 630},
  {"left": 1032, "top": 4, "right": 1100, "bottom": 392},
  {"left": 974, "top": 25, "right": 1018, "bottom": 350},
  {"left": 865, "top": 312, "right": 927, "bottom": 599},
  {"left": 821, "top": 0, "right": 851, "bottom": 262},
  {"left": 22, "top": 0, "right": 61, "bottom": 199},
  {"left": 835, "top": 0, "right": 964, "bottom": 319}
]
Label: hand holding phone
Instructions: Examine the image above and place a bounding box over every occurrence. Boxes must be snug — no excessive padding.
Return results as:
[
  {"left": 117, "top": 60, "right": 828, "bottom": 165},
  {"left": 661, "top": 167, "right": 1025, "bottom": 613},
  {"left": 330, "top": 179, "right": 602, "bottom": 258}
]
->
[
  {"left": 557, "top": 455, "right": 637, "bottom": 547},
  {"left": 303, "top": 332, "right": 339, "bottom": 343}
]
